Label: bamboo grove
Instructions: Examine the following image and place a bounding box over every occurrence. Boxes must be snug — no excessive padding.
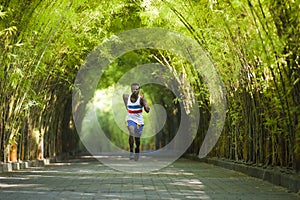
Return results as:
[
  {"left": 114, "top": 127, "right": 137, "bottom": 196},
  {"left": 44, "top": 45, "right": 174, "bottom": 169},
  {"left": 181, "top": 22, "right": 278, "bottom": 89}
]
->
[{"left": 0, "top": 0, "right": 299, "bottom": 171}]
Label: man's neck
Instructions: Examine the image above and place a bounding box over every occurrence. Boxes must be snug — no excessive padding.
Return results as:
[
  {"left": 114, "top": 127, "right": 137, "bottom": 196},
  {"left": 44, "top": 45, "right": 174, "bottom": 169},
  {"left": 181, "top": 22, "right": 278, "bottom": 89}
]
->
[{"left": 130, "top": 93, "right": 138, "bottom": 102}]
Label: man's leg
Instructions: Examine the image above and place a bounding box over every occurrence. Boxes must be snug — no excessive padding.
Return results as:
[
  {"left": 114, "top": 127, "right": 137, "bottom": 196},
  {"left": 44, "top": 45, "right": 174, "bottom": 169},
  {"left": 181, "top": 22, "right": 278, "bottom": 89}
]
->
[
  {"left": 128, "top": 126, "right": 135, "bottom": 160},
  {"left": 134, "top": 137, "right": 140, "bottom": 154},
  {"left": 134, "top": 124, "right": 143, "bottom": 161},
  {"left": 129, "top": 135, "right": 134, "bottom": 151},
  {"left": 134, "top": 137, "right": 140, "bottom": 161}
]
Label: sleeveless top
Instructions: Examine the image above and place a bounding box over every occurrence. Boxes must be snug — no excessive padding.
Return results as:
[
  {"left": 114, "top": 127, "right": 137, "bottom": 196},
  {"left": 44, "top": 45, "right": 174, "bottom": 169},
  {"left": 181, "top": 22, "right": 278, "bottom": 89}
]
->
[{"left": 126, "top": 94, "right": 144, "bottom": 124}]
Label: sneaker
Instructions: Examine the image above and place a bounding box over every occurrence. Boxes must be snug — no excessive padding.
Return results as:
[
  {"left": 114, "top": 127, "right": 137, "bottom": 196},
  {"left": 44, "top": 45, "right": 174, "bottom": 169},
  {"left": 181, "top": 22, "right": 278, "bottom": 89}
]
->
[
  {"left": 134, "top": 153, "right": 139, "bottom": 161},
  {"left": 129, "top": 152, "right": 134, "bottom": 160}
]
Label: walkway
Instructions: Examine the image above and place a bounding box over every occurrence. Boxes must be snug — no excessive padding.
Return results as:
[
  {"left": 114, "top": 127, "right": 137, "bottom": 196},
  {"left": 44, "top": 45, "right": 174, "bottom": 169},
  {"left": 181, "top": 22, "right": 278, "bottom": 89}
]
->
[{"left": 0, "top": 157, "right": 299, "bottom": 200}]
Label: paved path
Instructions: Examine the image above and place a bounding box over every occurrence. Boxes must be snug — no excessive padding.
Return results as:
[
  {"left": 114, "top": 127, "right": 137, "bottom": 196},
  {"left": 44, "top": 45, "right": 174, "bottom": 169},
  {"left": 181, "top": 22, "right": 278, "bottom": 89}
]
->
[{"left": 0, "top": 157, "right": 299, "bottom": 200}]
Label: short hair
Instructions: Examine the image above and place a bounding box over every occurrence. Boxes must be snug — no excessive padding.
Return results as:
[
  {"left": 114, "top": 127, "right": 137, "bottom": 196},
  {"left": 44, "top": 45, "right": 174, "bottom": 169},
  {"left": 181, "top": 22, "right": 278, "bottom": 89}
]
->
[{"left": 131, "top": 83, "right": 139, "bottom": 89}]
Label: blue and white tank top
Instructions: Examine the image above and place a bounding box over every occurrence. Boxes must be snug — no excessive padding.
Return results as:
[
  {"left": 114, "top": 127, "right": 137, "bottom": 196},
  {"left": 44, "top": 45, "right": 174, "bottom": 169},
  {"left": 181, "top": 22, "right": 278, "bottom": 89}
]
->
[{"left": 126, "top": 95, "right": 144, "bottom": 124}]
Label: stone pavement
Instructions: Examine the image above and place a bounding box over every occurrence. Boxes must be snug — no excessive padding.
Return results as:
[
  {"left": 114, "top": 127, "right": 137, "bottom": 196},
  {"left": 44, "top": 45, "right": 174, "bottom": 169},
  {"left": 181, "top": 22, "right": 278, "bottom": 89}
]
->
[{"left": 0, "top": 157, "right": 299, "bottom": 200}]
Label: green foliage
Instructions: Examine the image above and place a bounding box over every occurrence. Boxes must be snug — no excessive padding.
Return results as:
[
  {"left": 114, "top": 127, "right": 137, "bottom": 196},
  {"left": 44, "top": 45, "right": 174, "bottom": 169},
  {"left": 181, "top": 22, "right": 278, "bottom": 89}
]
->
[{"left": 0, "top": 0, "right": 299, "bottom": 170}]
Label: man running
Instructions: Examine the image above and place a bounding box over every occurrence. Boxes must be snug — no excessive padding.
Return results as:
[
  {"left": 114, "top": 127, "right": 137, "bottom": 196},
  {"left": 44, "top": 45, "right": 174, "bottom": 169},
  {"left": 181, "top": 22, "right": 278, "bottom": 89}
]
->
[{"left": 123, "top": 83, "right": 150, "bottom": 161}]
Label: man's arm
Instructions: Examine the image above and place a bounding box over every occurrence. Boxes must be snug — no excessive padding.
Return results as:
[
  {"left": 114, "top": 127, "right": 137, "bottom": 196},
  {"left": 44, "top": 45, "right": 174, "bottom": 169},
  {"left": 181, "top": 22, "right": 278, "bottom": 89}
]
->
[
  {"left": 142, "top": 98, "right": 150, "bottom": 113},
  {"left": 140, "top": 94, "right": 150, "bottom": 113},
  {"left": 123, "top": 94, "right": 129, "bottom": 109},
  {"left": 140, "top": 90, "right": 150, "bottom": 113}
]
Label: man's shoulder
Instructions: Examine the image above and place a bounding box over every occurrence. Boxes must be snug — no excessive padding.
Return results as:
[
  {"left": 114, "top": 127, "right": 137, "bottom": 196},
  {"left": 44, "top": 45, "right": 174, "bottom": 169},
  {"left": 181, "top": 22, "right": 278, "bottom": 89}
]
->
[{"left": 123, "top": 94, "right": 129, "bottom": 99}]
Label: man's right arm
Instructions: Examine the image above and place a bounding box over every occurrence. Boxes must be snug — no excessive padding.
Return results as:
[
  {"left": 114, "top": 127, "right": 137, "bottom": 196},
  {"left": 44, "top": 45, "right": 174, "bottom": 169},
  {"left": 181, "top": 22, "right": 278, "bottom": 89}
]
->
[{"left": 123, "top": 94, "right": 129, "bottom": 109}]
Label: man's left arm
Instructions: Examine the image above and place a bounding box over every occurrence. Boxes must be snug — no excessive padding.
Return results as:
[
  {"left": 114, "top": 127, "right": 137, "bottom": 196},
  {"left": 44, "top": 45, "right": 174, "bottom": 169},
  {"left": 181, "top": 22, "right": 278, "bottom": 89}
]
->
[{"left": 141, "top": 97, "right": 150, "bottom": 113}]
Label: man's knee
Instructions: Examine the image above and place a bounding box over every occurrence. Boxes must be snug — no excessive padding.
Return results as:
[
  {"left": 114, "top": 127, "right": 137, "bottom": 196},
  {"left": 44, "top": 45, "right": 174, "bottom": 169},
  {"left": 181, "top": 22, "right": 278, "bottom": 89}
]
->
[
  {"left": 135, "top": 137, "right": 140, "bottom": 145},
  {"left": 129, "top": 135, "right": 134, "bottom": 142},
  {"left": 128, "top": 126, "right": 135, "bottom": 135}
]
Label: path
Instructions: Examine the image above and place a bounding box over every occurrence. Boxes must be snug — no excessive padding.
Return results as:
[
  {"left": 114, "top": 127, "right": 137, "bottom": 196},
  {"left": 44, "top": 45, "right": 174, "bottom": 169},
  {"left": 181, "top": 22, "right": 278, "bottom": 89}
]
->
[{"left": 0, "top": 157, "right": 299, "bottom": 200}]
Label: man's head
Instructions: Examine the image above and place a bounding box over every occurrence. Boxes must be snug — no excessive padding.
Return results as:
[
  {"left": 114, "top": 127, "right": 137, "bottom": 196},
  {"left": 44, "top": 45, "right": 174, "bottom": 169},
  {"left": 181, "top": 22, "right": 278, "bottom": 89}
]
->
[{"left": 131, "top": 83, "right": 140, "bottom": 96}]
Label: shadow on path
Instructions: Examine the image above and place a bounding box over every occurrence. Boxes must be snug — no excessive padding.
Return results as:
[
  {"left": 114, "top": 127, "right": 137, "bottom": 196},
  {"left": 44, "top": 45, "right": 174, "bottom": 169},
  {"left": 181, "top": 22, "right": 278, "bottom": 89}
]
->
[{"left": 0, "top": 157, "right": 299, "bottom": 200}]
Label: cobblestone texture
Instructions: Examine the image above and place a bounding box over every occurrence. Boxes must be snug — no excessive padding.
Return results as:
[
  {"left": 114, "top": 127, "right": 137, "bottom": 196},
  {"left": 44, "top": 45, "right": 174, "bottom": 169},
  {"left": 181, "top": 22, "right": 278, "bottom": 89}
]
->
[{"left": 0, "top": 157, "right": 299, "bottom": 200}]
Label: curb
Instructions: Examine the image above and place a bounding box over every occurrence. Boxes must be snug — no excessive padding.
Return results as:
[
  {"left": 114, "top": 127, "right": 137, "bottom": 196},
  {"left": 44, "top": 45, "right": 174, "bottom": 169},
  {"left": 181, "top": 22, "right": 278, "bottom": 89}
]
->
[
  {"left": 184, "top": 155, "right": 300, "bottom": 194},
  {"left": 0, "top": 159, "right": 51, "bottom": 173}
]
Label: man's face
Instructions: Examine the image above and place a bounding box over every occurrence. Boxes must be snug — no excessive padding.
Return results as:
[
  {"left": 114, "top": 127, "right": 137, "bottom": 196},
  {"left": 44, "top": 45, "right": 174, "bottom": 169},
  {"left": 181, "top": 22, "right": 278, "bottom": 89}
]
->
[{"left": 131, "top": 85, "right": 140, "bottom": 96}]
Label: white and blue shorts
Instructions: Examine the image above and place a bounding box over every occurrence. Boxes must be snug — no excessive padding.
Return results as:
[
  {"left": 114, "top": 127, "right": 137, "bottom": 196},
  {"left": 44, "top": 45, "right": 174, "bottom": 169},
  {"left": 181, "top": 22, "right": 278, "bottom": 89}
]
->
[{"left": 126, "top": 120, "right": 144, "bottom": 137}]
